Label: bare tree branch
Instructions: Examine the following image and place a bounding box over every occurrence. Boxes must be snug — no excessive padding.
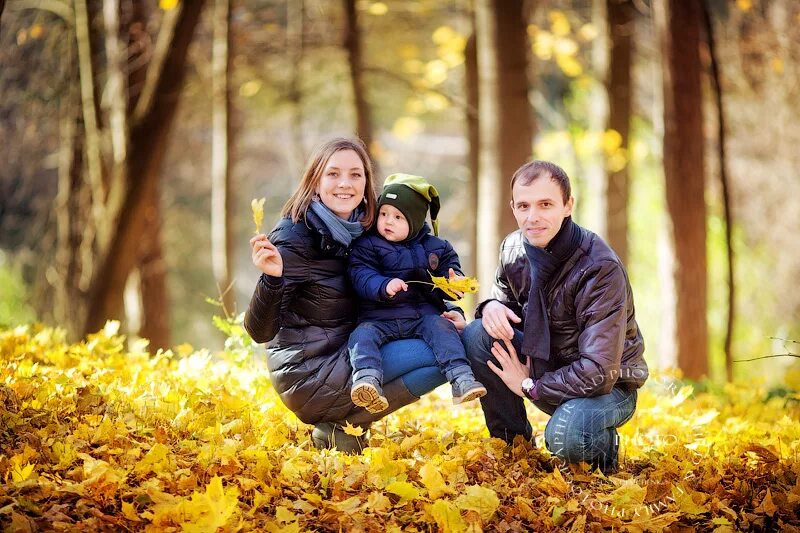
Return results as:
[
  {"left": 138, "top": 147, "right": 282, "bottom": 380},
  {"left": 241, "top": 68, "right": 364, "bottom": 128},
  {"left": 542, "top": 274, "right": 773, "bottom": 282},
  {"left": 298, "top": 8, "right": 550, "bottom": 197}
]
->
[{"left": 734, "top": 353, "right": 799, "bottom": 362}]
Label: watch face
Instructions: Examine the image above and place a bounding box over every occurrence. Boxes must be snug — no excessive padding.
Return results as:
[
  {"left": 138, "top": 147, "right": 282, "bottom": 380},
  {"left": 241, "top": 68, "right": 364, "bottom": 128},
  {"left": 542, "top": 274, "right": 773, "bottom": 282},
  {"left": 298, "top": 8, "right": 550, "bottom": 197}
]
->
[{"left": 521, "top": 378, "right": 534, "bottom": 391}]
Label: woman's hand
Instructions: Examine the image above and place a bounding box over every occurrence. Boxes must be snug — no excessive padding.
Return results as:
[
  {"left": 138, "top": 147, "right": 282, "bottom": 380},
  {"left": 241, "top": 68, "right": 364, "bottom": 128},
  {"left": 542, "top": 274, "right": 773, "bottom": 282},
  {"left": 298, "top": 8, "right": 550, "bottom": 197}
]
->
[
  {"left": 481, "top": 300, "right": 521, "bottom": 340},
  {"left": 487, "top": 339, "right": 531, "bottom": 398},
  {"left": 250, "top": 234, "right": 283, "bottom": 277},
  {"left": 441, "top": 310, "right": 466, "bottom": 333}
]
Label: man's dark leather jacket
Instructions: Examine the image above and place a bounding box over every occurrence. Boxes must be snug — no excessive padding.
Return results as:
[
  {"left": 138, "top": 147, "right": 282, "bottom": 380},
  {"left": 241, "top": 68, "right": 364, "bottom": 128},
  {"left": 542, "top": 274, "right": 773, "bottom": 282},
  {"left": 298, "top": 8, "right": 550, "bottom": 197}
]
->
[{"left": 476, "top": 226, "right": 648, "bottom": 404}]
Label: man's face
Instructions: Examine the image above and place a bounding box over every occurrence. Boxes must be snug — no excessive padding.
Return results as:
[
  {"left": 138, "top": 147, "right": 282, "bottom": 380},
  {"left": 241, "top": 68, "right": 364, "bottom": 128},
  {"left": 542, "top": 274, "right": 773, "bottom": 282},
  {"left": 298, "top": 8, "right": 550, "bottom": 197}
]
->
[{"left": 511, "top": 177, "right": 574, "bottom": 248}]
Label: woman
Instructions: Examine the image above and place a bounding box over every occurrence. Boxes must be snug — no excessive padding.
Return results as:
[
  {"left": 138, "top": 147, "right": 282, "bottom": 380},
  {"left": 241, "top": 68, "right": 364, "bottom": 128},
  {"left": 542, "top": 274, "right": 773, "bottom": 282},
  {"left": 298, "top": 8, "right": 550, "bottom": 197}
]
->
[{"left": 245, "top": 138, "right": 462, "bottom": 452}]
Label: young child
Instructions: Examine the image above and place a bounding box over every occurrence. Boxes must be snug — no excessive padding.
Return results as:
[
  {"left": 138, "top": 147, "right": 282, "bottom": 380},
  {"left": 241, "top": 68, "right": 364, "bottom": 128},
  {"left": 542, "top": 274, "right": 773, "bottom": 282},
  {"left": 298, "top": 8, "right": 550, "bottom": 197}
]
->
[{"left": 347, "top": 173, "right": 486, "bottom": 413}]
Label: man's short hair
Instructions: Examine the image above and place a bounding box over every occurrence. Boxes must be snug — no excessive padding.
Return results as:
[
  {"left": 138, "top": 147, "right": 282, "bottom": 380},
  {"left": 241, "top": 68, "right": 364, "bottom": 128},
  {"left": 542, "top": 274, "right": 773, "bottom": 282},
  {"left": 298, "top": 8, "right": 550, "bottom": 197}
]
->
[{"left": 510, "top": 160, "right": 571, "bottom": 203}]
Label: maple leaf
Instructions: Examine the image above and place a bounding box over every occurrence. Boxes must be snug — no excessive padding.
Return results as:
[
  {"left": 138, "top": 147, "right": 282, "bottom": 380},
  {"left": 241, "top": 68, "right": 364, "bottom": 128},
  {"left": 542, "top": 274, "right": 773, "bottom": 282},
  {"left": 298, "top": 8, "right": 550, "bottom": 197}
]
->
[
  {"left": 342, "top": 421, "right": 365, "bottom": 436},
  {"left": 420, "top": 461, "right": 451, "bottom": 499},
  {"left": 182, "top": 476, "right": 240, "bottom": 532},
  {"left": 252, "top": 197, "right": 266, "bottom": 235},
  {"left": 121, "top": 502, "right": 141, "bottom": 522},
  {"left": 455, "top": 485, "right": 499, "bottom": 521},
  {"left": 428, "top": 500, "right": 467, "bottom": 533},
  {"left": 386, "top": 480, "right": 420, "bottom": 503},
  {"left": 429, "top": 273, "right": 480, "bottom": 299}
]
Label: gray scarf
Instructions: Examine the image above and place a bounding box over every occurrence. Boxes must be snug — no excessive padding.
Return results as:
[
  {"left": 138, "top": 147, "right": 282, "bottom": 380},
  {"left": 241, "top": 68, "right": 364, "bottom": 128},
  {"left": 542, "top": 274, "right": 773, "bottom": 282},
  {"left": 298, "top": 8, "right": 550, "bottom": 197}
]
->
[{"left": 309, "top": 199, "right": 365, "bottom": 247}]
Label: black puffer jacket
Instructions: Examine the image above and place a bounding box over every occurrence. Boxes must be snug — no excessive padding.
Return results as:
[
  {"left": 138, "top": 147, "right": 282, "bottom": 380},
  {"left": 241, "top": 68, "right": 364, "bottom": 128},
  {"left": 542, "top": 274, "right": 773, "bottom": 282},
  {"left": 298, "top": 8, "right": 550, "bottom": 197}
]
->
[
  {"left": 476, "top": 226, "right": 648, "bottom": 404},
  {"left": 244, "top": 211, "right": 358, "bottom": 424},
  {"left": 349, "top": 223, "right": 462, "bottom": 321}
]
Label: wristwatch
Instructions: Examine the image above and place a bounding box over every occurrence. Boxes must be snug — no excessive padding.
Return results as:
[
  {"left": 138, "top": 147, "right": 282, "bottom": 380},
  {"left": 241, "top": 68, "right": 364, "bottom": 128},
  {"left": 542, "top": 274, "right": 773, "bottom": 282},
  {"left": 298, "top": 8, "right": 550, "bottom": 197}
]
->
[{"left": 521, "top": 378, "right": 537, "bottom": 400}]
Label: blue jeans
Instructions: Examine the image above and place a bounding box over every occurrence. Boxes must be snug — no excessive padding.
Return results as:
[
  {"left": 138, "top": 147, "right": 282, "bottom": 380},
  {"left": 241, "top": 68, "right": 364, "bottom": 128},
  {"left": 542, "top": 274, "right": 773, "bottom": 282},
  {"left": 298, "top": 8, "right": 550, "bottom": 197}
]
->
[
  {"left": 381, "top": 338, "right": 446, "bottom": 397},
  {"left": 463, "top": 319, "right": 637, "bottom": 471},
  {"left": 350, "top": 316, "right": 472, "bottom": 386}
]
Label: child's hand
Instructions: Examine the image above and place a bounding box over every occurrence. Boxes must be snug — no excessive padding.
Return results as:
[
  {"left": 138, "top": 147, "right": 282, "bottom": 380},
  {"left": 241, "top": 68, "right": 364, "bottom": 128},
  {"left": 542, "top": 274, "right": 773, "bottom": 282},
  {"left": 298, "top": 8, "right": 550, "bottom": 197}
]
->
[{"left": 386, "top": 278, "right": 408, "bottom": 297}]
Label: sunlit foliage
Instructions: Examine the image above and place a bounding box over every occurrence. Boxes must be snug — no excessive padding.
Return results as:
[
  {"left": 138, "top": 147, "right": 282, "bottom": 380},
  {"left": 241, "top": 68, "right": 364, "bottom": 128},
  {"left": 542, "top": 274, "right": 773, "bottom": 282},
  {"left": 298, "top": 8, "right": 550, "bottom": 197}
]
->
[{"left": 2, "top": 323, "right": 799, "bottom": 530}]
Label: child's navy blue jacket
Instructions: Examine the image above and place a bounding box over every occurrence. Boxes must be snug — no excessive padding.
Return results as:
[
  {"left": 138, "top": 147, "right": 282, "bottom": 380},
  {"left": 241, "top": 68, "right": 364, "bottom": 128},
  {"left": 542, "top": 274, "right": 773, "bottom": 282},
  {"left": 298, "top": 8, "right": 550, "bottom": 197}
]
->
[{"left": 348, "top": 223, "right": 463, "bottom": 321}]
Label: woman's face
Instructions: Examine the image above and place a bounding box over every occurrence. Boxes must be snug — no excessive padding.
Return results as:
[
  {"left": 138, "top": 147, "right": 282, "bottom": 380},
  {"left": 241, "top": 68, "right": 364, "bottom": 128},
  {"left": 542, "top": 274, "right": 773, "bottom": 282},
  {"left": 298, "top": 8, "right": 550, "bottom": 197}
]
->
[{"left": 316, "top": 149, "right": 366, "bottom": 219}]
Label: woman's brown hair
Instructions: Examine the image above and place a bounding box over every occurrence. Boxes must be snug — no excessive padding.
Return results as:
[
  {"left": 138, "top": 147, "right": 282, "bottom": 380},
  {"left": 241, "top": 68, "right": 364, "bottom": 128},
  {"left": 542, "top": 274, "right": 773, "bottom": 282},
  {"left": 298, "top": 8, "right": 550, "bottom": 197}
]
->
[{"left": 280, "top": 137, "right": 377, "bottom": 228}]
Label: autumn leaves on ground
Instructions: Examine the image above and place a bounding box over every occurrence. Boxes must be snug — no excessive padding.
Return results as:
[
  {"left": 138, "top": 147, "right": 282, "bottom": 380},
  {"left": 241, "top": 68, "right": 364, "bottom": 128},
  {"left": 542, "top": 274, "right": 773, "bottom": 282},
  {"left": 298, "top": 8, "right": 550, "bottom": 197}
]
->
[{"left": 1, "top": 322, "right": 799, "bottom": 532}]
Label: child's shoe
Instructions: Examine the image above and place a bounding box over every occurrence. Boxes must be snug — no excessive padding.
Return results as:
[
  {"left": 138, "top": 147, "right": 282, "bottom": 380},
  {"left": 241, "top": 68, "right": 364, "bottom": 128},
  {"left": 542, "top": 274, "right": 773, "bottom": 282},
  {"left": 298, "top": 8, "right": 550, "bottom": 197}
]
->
[
  {"left": 351, "top": 376, "right": 389, "bottom": 413},
  {"left": 451, "top": 376, "right": 487, "bottom": 405}
]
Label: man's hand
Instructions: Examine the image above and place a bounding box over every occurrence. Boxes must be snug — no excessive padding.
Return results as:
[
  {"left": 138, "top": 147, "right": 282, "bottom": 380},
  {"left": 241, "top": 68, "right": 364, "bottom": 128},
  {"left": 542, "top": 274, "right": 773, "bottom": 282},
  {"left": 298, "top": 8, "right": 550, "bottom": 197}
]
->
[
  {"left": 481, "top": 300, "right": 522, "bottom": 340},
  {"left": 441, "top": 310, "right": 466, "bottom": 333},
  {"left": 487, "top": 339, "right": 531, "bottom": 398},
  {"left": 386, "top": 278, "right": 408, "bottom": 297}
]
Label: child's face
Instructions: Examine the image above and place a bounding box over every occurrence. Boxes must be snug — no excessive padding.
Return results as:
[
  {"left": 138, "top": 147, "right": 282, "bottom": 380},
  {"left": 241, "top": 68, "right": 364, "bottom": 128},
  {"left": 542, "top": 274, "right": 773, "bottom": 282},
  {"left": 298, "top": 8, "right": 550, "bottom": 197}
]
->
[{"left": 377, "top": 204, "right": 410, "bottom": 242}]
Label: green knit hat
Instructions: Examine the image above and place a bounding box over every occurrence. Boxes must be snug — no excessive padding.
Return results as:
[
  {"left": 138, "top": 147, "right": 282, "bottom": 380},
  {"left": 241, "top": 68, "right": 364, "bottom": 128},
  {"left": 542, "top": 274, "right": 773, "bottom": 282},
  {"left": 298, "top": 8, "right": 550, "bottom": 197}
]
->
[{"left": 378, "top": 173, "right": 441, "bottom": 240}]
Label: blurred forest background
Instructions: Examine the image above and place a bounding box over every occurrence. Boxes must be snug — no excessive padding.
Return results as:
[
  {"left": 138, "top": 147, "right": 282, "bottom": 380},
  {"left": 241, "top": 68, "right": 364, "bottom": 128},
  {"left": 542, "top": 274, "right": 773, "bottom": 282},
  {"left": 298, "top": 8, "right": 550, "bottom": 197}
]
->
[{"left": 1, "top": 0, "right": 799, "bottom": 385}]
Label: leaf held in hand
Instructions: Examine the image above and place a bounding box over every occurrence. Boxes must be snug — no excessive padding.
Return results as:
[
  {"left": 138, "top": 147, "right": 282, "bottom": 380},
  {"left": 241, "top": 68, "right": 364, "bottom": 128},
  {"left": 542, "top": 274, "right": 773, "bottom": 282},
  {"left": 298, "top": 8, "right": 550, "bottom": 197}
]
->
[
  {"left": 252, "top": 197, "right": 266, "bottom": 235},
  {"left": 430, "top": 273, "right": 480, "bottom": 299}
]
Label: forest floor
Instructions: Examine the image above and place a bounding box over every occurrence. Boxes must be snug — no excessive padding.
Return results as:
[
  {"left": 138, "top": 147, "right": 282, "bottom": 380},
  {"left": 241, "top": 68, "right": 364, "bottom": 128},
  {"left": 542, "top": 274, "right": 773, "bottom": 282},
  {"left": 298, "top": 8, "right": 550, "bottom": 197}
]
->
[{"left": 1, "top": 322, "right": 799, "bottom": 532}]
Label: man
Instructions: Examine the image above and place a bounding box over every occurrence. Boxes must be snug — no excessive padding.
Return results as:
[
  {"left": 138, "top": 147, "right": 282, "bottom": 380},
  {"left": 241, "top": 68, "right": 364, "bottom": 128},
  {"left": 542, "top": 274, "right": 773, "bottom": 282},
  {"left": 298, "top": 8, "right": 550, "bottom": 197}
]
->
[{"left": 463, "top": 160, "right": 648, "bottom": 473}]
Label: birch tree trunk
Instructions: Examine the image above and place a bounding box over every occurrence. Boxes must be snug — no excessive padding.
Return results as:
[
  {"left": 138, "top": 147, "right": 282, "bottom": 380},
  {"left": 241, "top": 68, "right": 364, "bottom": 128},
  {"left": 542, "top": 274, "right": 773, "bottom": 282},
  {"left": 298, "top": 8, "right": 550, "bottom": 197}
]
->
[
  {"left": 211, "top": 0, "right": 235, "bottom": 317},
  {"left": 465, "top": 30, "right": 479, "bottom": 280}
]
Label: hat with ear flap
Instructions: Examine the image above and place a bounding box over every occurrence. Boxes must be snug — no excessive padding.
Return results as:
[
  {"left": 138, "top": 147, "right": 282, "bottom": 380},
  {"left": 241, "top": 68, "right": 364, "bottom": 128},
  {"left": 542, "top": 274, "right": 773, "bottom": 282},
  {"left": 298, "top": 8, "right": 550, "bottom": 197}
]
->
[{"left": 378, "top": 173, "right": 441, "bottom": 239}]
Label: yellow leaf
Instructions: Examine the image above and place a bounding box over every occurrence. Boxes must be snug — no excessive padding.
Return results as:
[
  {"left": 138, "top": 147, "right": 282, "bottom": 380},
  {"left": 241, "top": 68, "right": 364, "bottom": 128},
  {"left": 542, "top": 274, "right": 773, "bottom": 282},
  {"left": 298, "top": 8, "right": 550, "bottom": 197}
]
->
[
  {"left": 455, "top": 485, "right": 499, "bottom": 521},
  {"left": 420, "top": 462, "right": 450, "bottom": 499},
  {"left": 392, "top": 117, "right": 424, "bottom": 139},
  {"left": 672, "top": 485, "right": 709, "bottom": 516},
  {"left": 182, "top": 476, "right": 240, "bottom": 532},
  {"left": 160, "top": 0, "right": 179, "bottom": 10},
  {"left": 549, "top": 10, "right": 571, "bottom": 36},
  {"left": 429, "top": 273, "right": 480, "bottom": 299},
  {"left": 330, "top": 496, "right": 362, "bottom": 513},
  {"left": 602, "top": 129, "right": 623, "bottom": 154},
  {"left": 670, "top": 385, "right": 694, "bottom": 407},
  {"left": 121, "top": 501, "right": 141, "bottom": 522},
  {"left": 342, "top": 421, "right": 365, "bottom": 436},
  {"left": 368, "top": 2, "right": 388, "bottom": 16},
  {"left": 275, "top": 506, "right": 296, "bottom": 523},
  {"left": 736, "top": 0, "right": 752, "bottom": 11},
  {"left": 429, "top": 500, "right": 467, "bottom": 533},
  {"left": 366, "top": 491, "right": 392, "bottom": 512},
  {"left": 252, "top": 197, "right": 266, "bottom": 235},
  {"left": 11, "top": 462, "right": 35, "bottom": 482},
  {"left": 386, "top": 480, "right": 420, "bottom": 503},
  {"left": 556, "top": 53, "right": 583, "bottom": 77}
]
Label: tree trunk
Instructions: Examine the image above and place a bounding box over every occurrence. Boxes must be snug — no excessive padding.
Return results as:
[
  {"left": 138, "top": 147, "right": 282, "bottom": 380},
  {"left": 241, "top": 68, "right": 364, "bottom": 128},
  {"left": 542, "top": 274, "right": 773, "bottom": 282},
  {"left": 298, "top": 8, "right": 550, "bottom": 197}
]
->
[
  {"left": 702, "top": 0, "right": 735, "bottom": 381},
  {"left": 138, "top": 185, "right": 170, "bottom": 349},
  {"left": 343, "top": 0, "right": 373, "bottom": 150},
  {"left": 605, "top": 0, "right": 634, "bottom": 264},
  {"left": 287, "top": 0, "right": 306, "bottom": 175},
  {"left": 55, "top": 102, "right": 86, "bottom": 340},
  {"left": 465, "top": 30, "right": 479, "bottom": 279},
  {"left": 475, "top": 0, "right": 534, "bottom": 299},
  {"left": 82, "top": 1, "right": 206, "bottom": 336},
  {"left": 211, "top": 0, "right": 235, "bottom": 317},
  {"left": 659, "top": 0, "right": 708, "bottom": 380}
]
